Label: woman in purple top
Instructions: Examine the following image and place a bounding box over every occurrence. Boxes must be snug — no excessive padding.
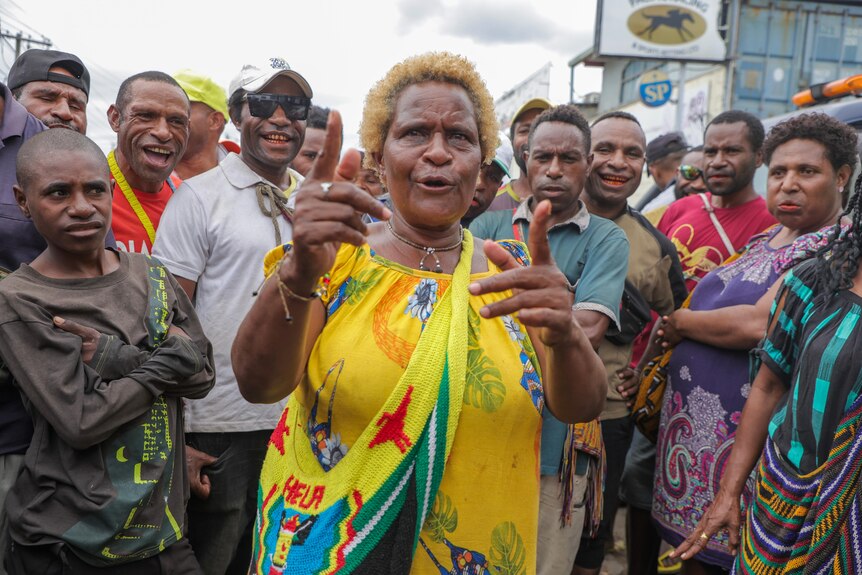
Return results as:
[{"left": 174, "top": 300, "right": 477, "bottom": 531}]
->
[{"left": 649, "top": 113, "right": 857, "bottom": 574}]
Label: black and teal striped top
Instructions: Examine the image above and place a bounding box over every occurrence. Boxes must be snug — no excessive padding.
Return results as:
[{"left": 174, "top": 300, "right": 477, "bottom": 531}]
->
[{"left": 757, "top": 259, "right": 862, "bottom": 474}]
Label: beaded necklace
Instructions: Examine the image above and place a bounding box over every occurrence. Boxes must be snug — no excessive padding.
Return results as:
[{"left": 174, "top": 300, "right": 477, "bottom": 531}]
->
[{"left": 386, "top": 221, "right": 463, "bottom": 273}]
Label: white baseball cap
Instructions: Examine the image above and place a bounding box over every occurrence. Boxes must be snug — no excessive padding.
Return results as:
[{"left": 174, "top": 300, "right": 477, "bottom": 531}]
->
[
  {"left": 492, "top": 132, "right": 514, "bottom": 177},
  {"left": 229, "top": 57, "right": 313, "bottom": 99}
]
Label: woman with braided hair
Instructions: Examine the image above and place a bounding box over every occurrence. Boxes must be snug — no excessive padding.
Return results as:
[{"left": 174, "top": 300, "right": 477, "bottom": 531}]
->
[{"left": 672, "top": 113, "right": 862, "bottom": 573}]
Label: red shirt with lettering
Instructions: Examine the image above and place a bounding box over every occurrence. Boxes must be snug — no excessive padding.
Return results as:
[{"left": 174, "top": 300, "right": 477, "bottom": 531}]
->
[
  {"left": 111, "top": 176, "right": 180, "bottom": 255},
  {"left": 657, "top": 193, "right": 776, "bottom": 291}
]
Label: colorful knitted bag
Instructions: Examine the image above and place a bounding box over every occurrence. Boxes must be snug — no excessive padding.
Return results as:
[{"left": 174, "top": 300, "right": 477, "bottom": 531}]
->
[{"left": 734, "top": 391, "right": 862, "bottom": 574}]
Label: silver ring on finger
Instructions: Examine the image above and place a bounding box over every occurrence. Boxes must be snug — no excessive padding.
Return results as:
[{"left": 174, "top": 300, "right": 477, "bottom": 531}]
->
[{"left": 320, "top": 182, "right": 333, "bottom": 196}]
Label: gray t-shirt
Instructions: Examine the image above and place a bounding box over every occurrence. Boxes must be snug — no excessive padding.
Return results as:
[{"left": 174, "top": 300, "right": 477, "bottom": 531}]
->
[{"left": 0, "top": 251, "right": 214, "bottom": 564}]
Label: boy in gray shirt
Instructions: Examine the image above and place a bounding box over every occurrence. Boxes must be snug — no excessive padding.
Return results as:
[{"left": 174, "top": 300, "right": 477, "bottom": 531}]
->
[{"left": 0, "top": 129, "right": 214, "bottom": 574}]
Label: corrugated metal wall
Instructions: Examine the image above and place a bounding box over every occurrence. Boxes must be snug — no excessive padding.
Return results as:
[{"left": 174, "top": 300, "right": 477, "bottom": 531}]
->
[{"left": 733, "top": 0, "right": 862, "bottom": 117}]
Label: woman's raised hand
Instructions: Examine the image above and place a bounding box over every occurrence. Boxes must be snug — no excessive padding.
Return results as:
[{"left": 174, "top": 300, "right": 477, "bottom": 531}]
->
[
  {"left": 469, "top": 200, "right": 578, "bottom": 347},
  {"left": 286, "top": 111, "right": 391, "bottom": 291}
]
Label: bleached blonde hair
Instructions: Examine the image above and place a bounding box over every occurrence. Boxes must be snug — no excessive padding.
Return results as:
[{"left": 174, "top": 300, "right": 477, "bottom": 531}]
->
[{"left": 359, "top": 52, "right": 499, "bottom": 169}]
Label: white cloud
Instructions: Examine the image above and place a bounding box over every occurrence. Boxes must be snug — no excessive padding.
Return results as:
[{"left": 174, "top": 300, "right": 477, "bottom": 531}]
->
[{"left": 397, "top": 0, "right": 445, "bottom": 31}]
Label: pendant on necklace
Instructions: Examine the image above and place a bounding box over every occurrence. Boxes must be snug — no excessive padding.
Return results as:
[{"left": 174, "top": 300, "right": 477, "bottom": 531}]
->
[{"left": 418, "top": 248, "right": 444, "bottom": 273}]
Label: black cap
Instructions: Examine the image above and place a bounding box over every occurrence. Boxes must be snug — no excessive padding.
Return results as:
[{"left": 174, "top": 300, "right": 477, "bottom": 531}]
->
[
  {"left": 646, "top": 132, "right": 687, "bottom": 164},
  {"left": 7, "top": 49, "right": 90, "bottom": 97}
]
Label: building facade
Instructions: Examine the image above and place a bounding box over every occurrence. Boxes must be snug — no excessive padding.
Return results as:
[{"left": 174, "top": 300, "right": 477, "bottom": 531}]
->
[{"left": 572, "top": 0, "right": 862, "bottom": 143}]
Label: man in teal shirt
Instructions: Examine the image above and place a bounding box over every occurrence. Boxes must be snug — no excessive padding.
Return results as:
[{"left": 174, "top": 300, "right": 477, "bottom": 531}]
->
[{"left": 470, "top": 104, "right": 628, "bottom": 574}]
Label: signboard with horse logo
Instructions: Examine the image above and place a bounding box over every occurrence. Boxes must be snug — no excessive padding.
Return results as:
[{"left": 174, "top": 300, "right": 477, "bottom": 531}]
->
[{"left": 596, "top": 0, "right": 727, "bottom": 62}]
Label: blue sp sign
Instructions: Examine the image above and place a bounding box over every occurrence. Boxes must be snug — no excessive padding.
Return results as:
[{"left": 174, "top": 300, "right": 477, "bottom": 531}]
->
[{"left": 638, "top": 70, "right": 673, "bottom": 107}]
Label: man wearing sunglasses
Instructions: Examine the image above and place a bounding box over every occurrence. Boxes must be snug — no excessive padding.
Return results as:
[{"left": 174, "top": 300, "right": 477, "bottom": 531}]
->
[
  {"left": 152, "top": 57, "right": 312, "bottom": 575},
  {"left": 674, "top": 148, "right": 707, "bottom": 198}
]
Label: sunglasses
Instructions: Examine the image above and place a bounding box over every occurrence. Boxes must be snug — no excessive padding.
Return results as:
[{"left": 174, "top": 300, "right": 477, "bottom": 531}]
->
[
  {"left": 244, "top": 93, "right": 310, "bottom": 120},
  {"left": 678, "top": 164, "right": 704, "bottom": 181}
]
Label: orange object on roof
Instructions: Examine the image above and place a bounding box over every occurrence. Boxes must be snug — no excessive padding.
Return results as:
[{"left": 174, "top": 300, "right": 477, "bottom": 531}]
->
[{"left": 793, "top": 74, "right": 862, "bottom": 107}]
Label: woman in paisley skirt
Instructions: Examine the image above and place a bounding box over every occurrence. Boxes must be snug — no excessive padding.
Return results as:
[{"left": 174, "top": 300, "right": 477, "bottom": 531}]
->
[{"left": 651, "top": 113, "right": 857, "bottom": 574}]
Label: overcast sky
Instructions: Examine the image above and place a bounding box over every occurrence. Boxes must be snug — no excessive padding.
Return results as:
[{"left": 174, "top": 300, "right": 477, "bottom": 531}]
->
[{"left": 0, "top": 0, "right": 603, "bottom": 151}]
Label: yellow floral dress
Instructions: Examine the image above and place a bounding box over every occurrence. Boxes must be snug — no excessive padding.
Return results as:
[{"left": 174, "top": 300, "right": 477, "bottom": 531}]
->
[{"left": 254, "top": 238, "right": 544, "bottom": 575}]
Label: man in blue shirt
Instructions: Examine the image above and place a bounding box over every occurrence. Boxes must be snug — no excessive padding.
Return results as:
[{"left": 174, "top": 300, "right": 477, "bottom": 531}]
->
[
  {"left": 0, "top": 83, "right": 46, "bottom": 273},
  {"left": 470, "top": 104, "right": 629, "bottom": 575}
]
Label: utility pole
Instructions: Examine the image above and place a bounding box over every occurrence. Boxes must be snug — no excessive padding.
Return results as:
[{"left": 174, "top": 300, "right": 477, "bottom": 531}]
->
[
  {"left": 675, "top": 63, "right": 687, "bottom": 132},
  {"left": 4, "top": 32, "right": 52, "bottom": 57},
  {"left": 0, "top": 18, "right": 52, "bottom": 59}
]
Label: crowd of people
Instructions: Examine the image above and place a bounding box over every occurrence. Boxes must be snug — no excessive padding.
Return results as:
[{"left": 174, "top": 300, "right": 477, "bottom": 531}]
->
[{"left": 0, "top": 46, "right": 859, "bottom": 575}]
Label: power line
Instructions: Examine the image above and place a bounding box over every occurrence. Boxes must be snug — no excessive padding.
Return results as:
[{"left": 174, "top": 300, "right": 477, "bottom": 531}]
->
[
  {"left": 0, "top": 4, "right": 52, "bottom": 63},
  {"left": 0, "top": 30, "right": 52, "bottom": 59},
  {"left": 0, "top": 1, "right": 49, "bottom": 41}
]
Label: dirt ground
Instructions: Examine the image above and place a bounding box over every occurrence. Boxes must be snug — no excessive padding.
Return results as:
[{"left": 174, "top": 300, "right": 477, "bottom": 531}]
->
[
  {"left": 601, "top": 505, "right": 628, "bottom": 575},
  {"left": 599, "top": 505, "right": 674, "bottom": 575}
]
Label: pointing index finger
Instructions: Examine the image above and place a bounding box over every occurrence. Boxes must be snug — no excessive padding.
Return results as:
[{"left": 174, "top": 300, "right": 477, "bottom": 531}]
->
[
  {"left": 306, "top": 109, "right": 344, "bottom": 184},
  {"left": 527, "top": 199, "right": 554, "bottom": 267}
]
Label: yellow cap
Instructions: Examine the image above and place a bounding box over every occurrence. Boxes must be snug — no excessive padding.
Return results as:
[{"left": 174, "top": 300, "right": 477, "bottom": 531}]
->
[
  {"left": 512, "top": 97, "right": 552, "bottom": 124},
  {"left": 173, "top": 70, "right": 229, "bottom": 121}
]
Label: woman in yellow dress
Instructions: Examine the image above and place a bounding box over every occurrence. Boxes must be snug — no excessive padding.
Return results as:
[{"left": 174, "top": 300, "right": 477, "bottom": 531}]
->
[{"left": 231, "top": 52, "right": 606, "bottom": 575}]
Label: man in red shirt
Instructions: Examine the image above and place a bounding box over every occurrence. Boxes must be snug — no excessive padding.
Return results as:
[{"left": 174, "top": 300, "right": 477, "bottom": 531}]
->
[
  {"left": 657, "top": 110, "right": 777, "bottom": 290},
  {"left": 107, "top": 71, "right": 190, "bottom": 255}
]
